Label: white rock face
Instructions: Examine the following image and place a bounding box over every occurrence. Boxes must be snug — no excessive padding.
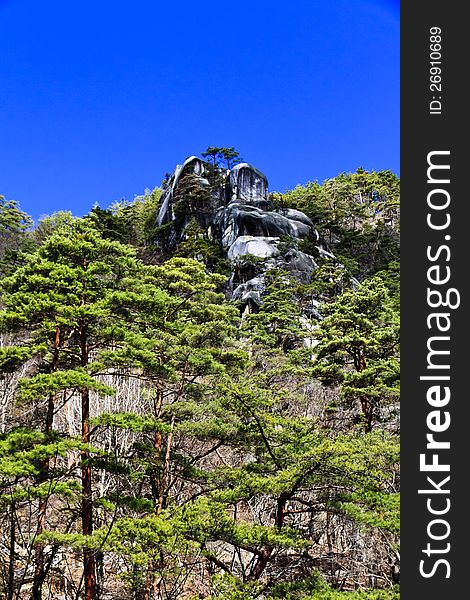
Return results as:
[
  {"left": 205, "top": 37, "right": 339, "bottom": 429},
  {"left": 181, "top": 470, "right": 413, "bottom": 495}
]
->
[
  {"left": 227, "top": 235, "right": 280, "bottom": 259},
  {"left": 232, "top": 276, "right": 264, "bottom": 306},
  {"left": 230, "top": 163, "right": 268, "bottom": 204}
]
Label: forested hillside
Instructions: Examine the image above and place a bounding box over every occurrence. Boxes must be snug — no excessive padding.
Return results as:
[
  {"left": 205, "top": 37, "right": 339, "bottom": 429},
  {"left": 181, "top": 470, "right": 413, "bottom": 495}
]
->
[{"left": 0, "top": 153, "right": 400, "bottom": 600}]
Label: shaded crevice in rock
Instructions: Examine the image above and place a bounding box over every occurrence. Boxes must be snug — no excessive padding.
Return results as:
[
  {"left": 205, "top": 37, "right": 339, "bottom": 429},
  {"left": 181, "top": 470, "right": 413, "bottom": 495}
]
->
[{"left": 212, "top": 203, "right": 315, "bottom": 251}]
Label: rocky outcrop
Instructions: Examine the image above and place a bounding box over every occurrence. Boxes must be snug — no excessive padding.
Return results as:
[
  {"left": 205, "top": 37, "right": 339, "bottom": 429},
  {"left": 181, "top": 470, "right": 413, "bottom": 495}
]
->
[
  {"left": 227, "top": 235, "right": 280, "bottom": 260},
  {"left": 157, "top": 156, "right": 208, "bottom": 227},
  {"left": 232, "top": 276, "right": 264, "bottom": 313},
  {"left": 229, "top": 163, "right": 269, "bottom": 206},
  {"left": 212, "top": 203, "right": 315, "bottom": 250},
  {"left": 156, "top": 157, "right": 333, "bottom": 313}
]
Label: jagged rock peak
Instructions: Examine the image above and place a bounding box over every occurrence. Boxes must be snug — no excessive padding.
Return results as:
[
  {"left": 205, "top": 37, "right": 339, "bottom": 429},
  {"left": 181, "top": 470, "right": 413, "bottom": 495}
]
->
[
  {"left": 155, "top": 155, "right": 334, "bottom": 313},
  {"left": 156, "top": 156, "right": 318, "bottom": 249}
]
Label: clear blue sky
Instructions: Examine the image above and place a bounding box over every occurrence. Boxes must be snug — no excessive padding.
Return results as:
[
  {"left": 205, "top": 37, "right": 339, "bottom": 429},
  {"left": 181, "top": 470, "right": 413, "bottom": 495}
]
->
[{"left": 0, "top": 0, "right": 399, "bottom": 221}]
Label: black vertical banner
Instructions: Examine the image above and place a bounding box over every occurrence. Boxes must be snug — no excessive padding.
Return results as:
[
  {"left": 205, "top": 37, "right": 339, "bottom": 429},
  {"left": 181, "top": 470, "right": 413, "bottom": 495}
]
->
[{"left": 401, "top": 4, "right": 467, "bottom": 599}]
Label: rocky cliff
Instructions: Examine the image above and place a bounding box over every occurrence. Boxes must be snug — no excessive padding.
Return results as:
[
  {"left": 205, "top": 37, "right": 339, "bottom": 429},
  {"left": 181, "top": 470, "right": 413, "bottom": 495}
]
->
[{"left": 156, "top": 156, "right": 335, "bottom": 314}]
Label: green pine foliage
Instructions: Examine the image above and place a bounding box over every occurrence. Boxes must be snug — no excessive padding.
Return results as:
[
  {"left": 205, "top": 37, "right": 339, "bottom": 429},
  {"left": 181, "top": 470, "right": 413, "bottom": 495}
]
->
[
  {"left": 202, "top": 572, "right": 400, "bottom": 599},
  {"left": 0, "top": 166, "right": 399, "bottom": 599},
  {"left": 0, "top": 195, "right": 34, "bottom": 275},
  {"left": 281, "top": 169, "right": 399, "bottom": 277},
  {"left": 313, "top": 275, "right": 399, "bottom": 432}
]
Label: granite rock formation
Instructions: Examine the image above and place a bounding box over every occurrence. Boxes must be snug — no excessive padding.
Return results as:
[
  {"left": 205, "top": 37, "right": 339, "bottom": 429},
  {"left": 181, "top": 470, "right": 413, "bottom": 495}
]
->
[{"left": 156, "top": 156, "right": 334, "bottom": 313}]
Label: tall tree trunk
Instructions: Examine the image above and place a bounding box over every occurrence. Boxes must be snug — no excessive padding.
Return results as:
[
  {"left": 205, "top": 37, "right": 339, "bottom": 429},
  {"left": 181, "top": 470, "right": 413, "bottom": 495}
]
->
[
  {"left": 355, "top": 350, "right": 373, "bottom": 433},
  {"left": 81, "top": 326, "right": 96, "bottom": 600},
  {"left": 32, "top": 327, "right": 61, "bottom": 600},
  {"left": 147, "top": 388, "right": 164, "bottom": 502},
  {"left": 157, "top": 414, "right": 175, "bottom": 517},
  {"left": 7, "top": 500, "right": 16, "bottom": 600},
  {"left": 249, "top": 492, "right": 290, "bottom": 580},
  {"left": 82, "top": 388, "right": 96, "bottom": 600},
  {"left": 31, "top": 395, "right": 54, "bottom": 600},
  {"left": 143, "top": 395, "right": 174, "bottom": 600},
  {"left": 360, "top": 397, "right": 373, "bottom": 433}
]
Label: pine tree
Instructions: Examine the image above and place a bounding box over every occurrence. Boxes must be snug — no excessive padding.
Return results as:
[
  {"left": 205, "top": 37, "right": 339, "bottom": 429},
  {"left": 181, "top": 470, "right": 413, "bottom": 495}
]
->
[
  {"left": 281, "top": 169, "right": 400, "bottom": 276},
  {"left": 241, "top": 269, "right": 306, "bottom": 352},
  {"left": 313, "top": 275, "right": 400, "bottom": 432},
  {"left": 0, "top": 219, "right": 172, "bottom": 599},
  {"left": 0, "top": 165, "right": 400, "bottom": 596},
  {"left": 0, "top": 195, "right": 33, "bottom": 275},
  {"left": 97, "top": 257, "right": 244, "bottom": 598},
  {"left": 201, "top": 146, "right": 242, "bottom": 170},
  {"left": 171, "top": 269, "right": 399, "bottom": 586}
]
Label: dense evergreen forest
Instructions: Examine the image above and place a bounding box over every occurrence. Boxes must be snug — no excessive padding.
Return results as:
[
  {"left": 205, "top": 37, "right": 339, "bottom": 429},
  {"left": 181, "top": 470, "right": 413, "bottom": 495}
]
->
[{"left": 0, "top": 153, "right": 400, "bottom": 600}]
